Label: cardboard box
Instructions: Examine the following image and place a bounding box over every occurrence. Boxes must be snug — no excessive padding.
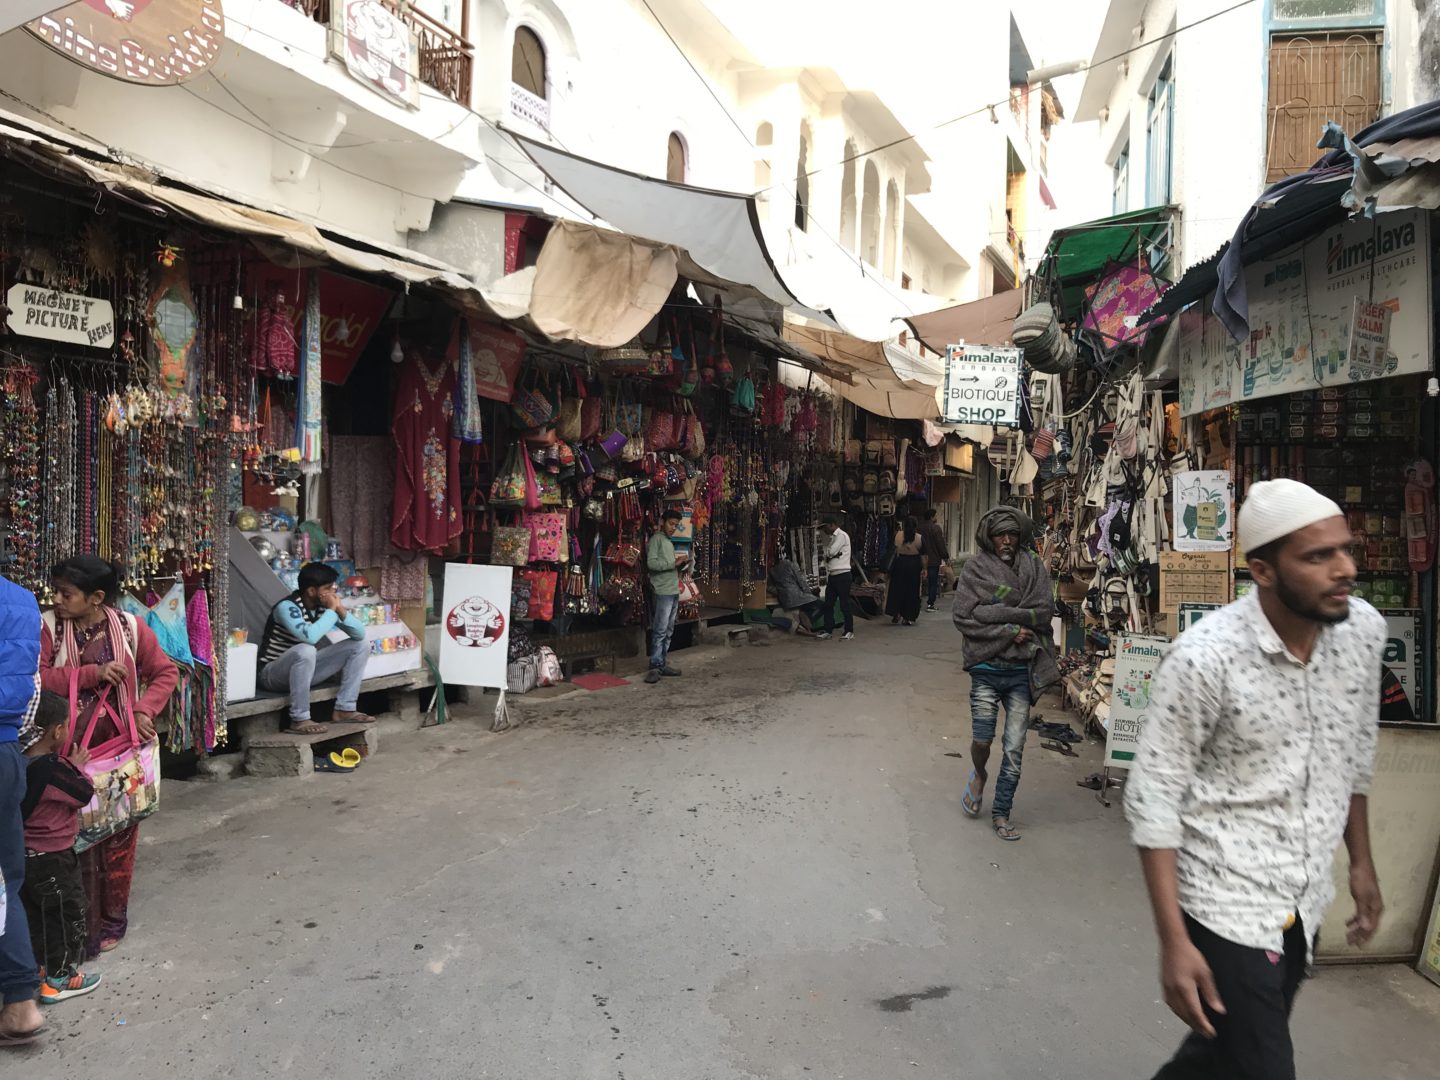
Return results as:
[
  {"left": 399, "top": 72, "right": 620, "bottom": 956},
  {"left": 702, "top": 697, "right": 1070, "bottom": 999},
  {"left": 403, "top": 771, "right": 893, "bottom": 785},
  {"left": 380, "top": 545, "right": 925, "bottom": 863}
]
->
[{"left": 1159, "top": 551, "right": 1231, "bottom": 612}]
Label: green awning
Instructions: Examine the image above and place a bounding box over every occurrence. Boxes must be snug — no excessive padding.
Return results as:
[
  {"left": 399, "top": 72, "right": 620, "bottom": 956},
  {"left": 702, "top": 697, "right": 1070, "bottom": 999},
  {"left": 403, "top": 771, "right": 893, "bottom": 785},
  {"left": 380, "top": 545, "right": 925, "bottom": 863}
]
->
[{"left": 1036, "top": 206, "right": 1177, "bottom": 319}]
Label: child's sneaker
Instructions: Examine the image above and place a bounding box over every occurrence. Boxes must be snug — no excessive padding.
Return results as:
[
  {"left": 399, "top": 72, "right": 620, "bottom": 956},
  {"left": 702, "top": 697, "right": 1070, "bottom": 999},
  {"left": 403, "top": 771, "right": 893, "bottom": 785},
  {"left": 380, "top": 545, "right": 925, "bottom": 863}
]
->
[{"left": 40, "top": 969, "right": 102, "bottom": 1003}]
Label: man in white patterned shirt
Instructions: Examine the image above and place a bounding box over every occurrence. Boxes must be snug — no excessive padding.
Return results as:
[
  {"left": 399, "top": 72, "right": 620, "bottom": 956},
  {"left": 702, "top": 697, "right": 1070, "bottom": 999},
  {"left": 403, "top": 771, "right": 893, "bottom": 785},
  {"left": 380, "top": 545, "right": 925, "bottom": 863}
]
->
[{"left": 1126, "top": 479, "right": 1385, "bottom": 1080}]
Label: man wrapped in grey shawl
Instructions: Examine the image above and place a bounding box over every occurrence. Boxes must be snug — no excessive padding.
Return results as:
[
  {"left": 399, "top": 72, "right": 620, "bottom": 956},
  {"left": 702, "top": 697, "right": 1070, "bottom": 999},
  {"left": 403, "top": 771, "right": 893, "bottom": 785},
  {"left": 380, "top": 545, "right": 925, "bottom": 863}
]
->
[{"left": 952, "top": 506, "right": 1060, "bottom": 694}]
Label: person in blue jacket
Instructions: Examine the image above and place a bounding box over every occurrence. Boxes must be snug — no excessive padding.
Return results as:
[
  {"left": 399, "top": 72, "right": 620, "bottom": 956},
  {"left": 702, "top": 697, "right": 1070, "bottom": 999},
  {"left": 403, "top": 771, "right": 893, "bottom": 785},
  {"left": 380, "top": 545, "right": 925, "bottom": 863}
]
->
[
  {"left": 0, "top": 571, "right": 43, "bottom": 1047},
  {"left": 256, "top": 564, "right": 373, "bottom": 735}
]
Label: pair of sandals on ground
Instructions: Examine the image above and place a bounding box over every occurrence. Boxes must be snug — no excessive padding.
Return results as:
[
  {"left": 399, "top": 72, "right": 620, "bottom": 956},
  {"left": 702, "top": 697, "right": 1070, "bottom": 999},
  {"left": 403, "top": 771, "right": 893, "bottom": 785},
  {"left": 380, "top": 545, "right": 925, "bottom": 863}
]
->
[
  {"left": 287, "top": 709, "right": 375, "bottom": 735},
  {"left": 961, "top": 769, "right": 1020, "bottom": 841}
]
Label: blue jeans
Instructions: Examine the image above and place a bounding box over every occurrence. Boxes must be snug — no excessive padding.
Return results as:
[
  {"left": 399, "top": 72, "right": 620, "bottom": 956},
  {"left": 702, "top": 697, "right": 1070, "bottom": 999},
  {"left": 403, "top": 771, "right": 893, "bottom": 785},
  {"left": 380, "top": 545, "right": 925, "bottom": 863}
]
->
[
  {"left": 926, "top": 563, "right": 941, "bottom": 606},
  {"left": 259, "top": 638, "right": 369, "bottom": 723},
  {"left": 969, "top": 667, "right": 1032, "bottom": 822},
  {"left": 649, "top": 593, "right": 679, "bottom": 669},
  {"left": 1, "top": 741, "right": 39, "bottom": 1004}
]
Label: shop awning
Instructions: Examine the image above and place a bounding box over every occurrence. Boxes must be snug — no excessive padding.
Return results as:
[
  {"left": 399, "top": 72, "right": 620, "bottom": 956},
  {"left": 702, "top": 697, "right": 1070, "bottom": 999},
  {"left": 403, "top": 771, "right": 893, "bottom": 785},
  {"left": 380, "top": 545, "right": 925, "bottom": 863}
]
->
[
  {"left": 0, "top": 107, "right": 495, "bottom": 310},
  {"left": 905, "top": 290, "right": 1023, "bottom": 354},
  {"left": 2, "top": 4, "right": 62, "bottom": 36},
  {"left": 510, "top": 133, "right": 927, "bottom": 340},
  {"left": 512, "top": 133, "right": 809, "bottom": 311},
  {"left": 1035, "top": 206, "right": 1177, "bottom": 320},
  {"left": 783, "top": 324, "right": 942, "bottom": 420},
  {"left": 1147, "top": 99, "right": 1440, "bottom": 339}
]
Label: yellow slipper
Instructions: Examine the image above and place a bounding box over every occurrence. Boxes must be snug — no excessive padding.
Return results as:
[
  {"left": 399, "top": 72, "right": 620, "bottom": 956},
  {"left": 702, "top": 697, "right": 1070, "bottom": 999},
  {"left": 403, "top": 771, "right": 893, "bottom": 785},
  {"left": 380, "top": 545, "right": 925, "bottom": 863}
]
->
[
  {"left": 338, "top": 748, "right": 362, "bottom": 768},
  {"left": 328, "top": 751, "right": 359, "bottom": 771}
]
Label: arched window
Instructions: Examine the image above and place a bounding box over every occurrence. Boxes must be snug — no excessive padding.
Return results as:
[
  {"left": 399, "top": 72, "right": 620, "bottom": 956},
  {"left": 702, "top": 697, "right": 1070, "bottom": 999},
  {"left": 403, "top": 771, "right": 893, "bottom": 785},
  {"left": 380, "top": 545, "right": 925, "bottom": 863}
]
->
[
  {"left": 666, "top": 132, "right": 688, "bottom": 183},
  {"left": 884, "top": 180, "right": 900, "bottom": 279},
  {"left": 512, "top": 26, "right": 547, "bottom": 100},
  {"left": 861, "top": 161, "right": 880, "bottom": 266},
  {"left": 839, "top": 140, "right": 858, "bottom": 252},
  {"left": 755, "top": 122, "right": 773, "bottom": 146}
]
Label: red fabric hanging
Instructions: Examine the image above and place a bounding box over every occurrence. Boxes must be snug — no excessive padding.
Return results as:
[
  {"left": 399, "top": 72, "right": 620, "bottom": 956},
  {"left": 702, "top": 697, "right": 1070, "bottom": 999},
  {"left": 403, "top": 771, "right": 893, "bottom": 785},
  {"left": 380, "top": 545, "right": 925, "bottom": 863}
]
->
[{"left": 391, "top": 350, "right": 462, "bottom": 553}]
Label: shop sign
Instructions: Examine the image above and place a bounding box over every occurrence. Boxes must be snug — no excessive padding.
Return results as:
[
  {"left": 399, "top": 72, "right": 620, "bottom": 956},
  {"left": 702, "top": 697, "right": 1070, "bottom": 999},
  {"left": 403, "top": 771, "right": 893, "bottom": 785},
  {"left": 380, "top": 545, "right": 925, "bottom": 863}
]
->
[
  {"left": 1381, "top": 611, "right": 1423, "bottom": 722},
  {"left": 28, "top": 0, "right": 225, "bottom": 86},
  {"left": 1347, "top": 298, "right": 1392, "bottom": 380},
  {"left": 6, "top": 283, "right": 114, "bottom": 349},
  {"left": 332, "top": 0, "right": 419, "bottom": 108},
  {"left": 467, "top": 321, "right": 526, "bottom": 403},
  {"left": 1172, "top": 470, "right": 1234, "bottom": 552},
  {"left": 1178, "top": 208, "right": 1431, "bottom": 416},
  {"left": 1158, "top": 550, "right": 1230, "bottom": 612},
  {"left": 942, "top": 344, "right": 1020, "bottom": 427},
  {"left": 438, "top": 564, "right": 512, "bottom": 689},
  {"left": 1104, "top": 634, "right": 1169, "bottom": 767},
  {"left": 1176, "top": 603, "right": 1221, "bottom": 634}
]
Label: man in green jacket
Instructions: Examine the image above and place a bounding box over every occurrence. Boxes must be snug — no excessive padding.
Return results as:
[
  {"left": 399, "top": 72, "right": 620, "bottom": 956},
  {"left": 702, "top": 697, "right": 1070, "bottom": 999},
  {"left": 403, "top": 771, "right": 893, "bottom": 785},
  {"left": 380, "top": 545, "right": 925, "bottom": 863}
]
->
[{"left": 645, "top": 509, "right": 686, "bottom": 684}]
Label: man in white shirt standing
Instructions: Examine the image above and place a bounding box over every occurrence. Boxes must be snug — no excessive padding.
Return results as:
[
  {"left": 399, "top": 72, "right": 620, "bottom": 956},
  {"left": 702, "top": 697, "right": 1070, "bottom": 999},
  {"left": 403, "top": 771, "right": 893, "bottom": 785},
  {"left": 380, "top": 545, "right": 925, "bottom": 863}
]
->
[
  {"left": 1126, "top": 479, "right": 1385, "bottom": 1080},
  {"left": 815, "top": 516, "right": 855, "bottom": 641}
]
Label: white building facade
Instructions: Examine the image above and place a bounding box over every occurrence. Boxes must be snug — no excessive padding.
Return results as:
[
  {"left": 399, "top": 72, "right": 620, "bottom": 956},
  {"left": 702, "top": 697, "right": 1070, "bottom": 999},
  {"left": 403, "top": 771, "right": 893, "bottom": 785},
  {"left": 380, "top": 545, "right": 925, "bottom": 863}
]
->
[{"left": 1075, "top": 0, "right": 1429, "bottom": 274}]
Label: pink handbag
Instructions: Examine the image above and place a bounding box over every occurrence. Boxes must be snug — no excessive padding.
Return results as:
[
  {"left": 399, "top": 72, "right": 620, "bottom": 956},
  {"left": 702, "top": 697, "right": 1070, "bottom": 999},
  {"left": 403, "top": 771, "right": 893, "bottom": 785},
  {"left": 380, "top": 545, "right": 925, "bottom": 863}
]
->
[
  {"left": 66, "top": 665, "right": 161, "bottom": 853},
  {"left": 524, "top": 511, "right": 568, "bottom": 563}
]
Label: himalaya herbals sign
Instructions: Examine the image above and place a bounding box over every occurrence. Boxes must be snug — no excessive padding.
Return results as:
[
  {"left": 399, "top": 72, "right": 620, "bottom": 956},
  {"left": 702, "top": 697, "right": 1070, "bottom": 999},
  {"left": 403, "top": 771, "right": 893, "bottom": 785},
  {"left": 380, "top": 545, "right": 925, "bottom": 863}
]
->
[
  {"left": 1104, "top": 634, "right": 1169, "bottom": 768},
  {"left": 6, "top": 284, "right": 114, "bottom": 349},
  {"left": 1177, "top": 208, "right": 1431, "bottom": 416},
  {"left": 943, "top": 345, "right": 1021, "bottom": 427}
]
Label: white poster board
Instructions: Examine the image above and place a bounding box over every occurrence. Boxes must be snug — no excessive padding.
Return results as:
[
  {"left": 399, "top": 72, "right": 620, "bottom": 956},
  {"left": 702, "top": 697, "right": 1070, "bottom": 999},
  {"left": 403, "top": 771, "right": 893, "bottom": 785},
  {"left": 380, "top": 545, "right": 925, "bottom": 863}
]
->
[
  {"left": 1381, "top": 611, "right": 1423, "bottom": 722},
  {"left": 1104, "top": 634, "right": 1169, "bottom": 768},
  {"left": 438, "top": 564, "right": 513, "bottom": 688},
  {"left": 1178, "top": 208, "right": 1432, "bottom": 416},
  {"left": 1172, "top": 471, "right": 1234, "bottom": 551},
  {"left": 6, "top": 283, "right": 115, "bottom": 348},
  {"left": 943, "top": 344, "right": 1021, "bottom": 427}
]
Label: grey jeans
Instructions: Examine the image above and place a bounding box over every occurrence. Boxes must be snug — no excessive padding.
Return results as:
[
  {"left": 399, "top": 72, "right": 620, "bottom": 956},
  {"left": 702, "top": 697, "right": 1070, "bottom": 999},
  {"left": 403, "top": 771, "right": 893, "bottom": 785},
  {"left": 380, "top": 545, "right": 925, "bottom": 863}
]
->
[{"left": 259, "top": 639, "right": 368, "bottom": 722}]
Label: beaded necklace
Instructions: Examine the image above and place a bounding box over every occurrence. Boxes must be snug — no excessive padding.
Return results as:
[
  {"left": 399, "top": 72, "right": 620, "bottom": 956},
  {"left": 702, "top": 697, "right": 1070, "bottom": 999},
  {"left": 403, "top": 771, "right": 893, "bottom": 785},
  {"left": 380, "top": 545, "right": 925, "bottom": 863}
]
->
[{"left": 1, "top": 366, "right": 41, "bottom": 589}]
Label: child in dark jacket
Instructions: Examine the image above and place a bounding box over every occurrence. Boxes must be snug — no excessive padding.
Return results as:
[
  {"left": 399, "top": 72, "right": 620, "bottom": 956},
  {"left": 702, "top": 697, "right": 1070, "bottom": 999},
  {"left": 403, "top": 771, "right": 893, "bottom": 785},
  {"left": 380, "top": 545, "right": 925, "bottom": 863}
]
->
[{"left": 20, "top": 691, "right": 100, "bottom": 1004}]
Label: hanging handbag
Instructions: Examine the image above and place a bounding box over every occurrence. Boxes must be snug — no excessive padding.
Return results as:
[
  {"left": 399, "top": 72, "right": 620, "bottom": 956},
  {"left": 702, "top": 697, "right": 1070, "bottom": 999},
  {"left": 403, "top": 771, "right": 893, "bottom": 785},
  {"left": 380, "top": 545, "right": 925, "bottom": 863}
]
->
[
  {"left": 556, "top": 393, "right": 583, "bottom": 444},
  {"left": 647, "top": 401, "right": 680, "bottom": 452},
  {"left": 518, "top": 568, "right": 558, "bottom": 620},
  {"left": 511, "top": 370, "right": 555, "bottom": 428},
  {"left": 581, "top": 395, "right": 603, "bottom": 442},
  {"left": 489, "top": 445, "right": 528, "bottom": 508},
  {"left": 524, "top": 511, "right": 568, "bottom": 562},
  {"left": 614, "top": 385, "right": 643, "bottom": 436},
  {"left": 491, "top": 523, "right": 532, "bottom": 566}
]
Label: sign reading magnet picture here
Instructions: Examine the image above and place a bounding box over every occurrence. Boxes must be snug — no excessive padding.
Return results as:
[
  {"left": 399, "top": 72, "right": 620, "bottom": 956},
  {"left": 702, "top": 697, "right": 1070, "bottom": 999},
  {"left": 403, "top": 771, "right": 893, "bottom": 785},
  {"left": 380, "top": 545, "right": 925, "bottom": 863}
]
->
[
  {"left": 438, "top": 564, "right": 513, "bottom": 690},
  {"left": 6, "top": 284, "right": 115, "bottom": 349},
  {"left": 943, "top": 344, "right": 1021, "bottom": 427},
  {"left": 28, "top": 1, "right": 226, "bottom": 86}
]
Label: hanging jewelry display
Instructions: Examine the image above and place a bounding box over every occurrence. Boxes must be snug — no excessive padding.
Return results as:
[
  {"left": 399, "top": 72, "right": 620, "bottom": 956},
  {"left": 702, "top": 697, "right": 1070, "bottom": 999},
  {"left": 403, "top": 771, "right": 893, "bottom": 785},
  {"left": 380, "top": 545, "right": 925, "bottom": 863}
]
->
[
  {"left": 1, "top": 365, "right": 41, "bottom": 590},
  {"left": 40, "top": 374, "right": 79, "bottom": 584}
]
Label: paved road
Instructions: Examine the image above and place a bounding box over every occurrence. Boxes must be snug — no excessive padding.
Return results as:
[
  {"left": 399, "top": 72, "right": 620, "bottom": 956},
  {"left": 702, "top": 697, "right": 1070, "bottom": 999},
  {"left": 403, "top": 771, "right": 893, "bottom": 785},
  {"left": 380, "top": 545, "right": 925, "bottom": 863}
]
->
[{"left": 12, "top": 615, "right": 1440, "bottom": 1078}]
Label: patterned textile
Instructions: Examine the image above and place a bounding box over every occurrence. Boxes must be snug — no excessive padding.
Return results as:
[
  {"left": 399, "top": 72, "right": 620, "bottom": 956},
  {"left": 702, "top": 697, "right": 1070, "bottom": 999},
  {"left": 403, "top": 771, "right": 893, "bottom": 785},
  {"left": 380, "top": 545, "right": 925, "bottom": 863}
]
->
[
  {"left": 1125, "top": 593, "right": 1385, "bottom": 958},
  {"left": 1082, "top": 262, "right": 1168, "bottom": 350},
  {"left": 330, "top": 436, "right": 395, "bottom": 569},
  {"left": 186, "top": 588, "right": 220, "bottom": 751},
  {"left": 381, "top": 551, "right": 428, "bottom": 602},
  {"left": 79, "top": 822, "right": 138, "bottom": 959},
  {"left": 452, "top": 319, "right": 485, "bottom": 444}
]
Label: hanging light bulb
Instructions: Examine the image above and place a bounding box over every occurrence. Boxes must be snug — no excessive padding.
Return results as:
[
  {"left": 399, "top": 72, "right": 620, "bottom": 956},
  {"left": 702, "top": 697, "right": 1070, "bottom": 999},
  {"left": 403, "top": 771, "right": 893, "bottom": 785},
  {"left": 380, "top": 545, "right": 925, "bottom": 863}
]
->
[{"left": 390, "top": 332, "right": 404, "bottom": 364}]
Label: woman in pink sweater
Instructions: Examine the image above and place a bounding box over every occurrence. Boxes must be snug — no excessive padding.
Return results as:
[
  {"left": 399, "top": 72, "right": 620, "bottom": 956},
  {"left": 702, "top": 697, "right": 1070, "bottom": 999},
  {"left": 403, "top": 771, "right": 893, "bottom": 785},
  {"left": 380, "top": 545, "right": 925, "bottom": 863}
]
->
[{"left": 39, "top": 556, "right": 177, "bottom": 959}]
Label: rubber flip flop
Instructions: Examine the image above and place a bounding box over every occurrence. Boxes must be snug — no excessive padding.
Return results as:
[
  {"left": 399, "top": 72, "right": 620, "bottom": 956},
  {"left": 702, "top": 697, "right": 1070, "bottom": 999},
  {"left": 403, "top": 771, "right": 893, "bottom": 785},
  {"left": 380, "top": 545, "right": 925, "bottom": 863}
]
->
[
  {"left": 313, "top": 755, "right": 353, "bottom": 774},
  {"left": 0, "top": 1026, "right": 45, "bottom": 1047},
  {"left": 961, "top": 771, "right": 983, "bottom": 818},
  {"left": 333, "top": 712, "right": 376, "bottom": 725},
  {"left": 338, "top": 748, "right": 362, "bottom": 767},
  {"left": 993, "top": 821, "right": 1022, "bottom": 841},
  {"left": 328, "top": 751, "right": 358, "bottom": 771},
  {"left": 287, "top": 721, "right": 328, "bottom": 735}
]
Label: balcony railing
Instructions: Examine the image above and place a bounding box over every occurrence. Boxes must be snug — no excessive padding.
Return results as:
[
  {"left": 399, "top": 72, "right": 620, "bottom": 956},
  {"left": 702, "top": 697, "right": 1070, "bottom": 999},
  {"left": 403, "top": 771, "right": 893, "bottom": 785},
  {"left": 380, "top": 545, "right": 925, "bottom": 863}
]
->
[
  {"left": 278, "top": 0, "right": 473, "bottom": 107},
  {"left": 509, "top": 82, "right": 551, "bottom": 130}
]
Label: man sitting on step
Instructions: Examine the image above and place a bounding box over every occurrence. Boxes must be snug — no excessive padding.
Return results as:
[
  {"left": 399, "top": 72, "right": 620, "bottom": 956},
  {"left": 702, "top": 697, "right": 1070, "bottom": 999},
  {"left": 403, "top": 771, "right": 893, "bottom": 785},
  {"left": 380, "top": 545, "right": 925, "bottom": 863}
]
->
[{"left": 257, "top": 563, "right": 374, "bottom": 735}]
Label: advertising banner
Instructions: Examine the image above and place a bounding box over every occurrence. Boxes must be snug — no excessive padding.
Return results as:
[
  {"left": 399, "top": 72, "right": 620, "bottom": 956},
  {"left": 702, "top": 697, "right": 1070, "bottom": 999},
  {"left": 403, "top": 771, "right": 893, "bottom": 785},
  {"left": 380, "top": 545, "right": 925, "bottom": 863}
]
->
[
  {"left": 248, "top": 266, "right": 394, "bottom": 385},
  {"left": 6, "top": 284, "right": 114, "bottom": 349},
  {"left": 438, "top": 564, "right": 513, "bottom": 689},
  {"left": 1172, "top": 471, "right": 1234, "bottom": 552},
  {"left": 466, "top": 321, "right": 527, "bottom": 403},
  {"left": 1104, "top": 635, "right": 1169, "bottom": 767},
  {"left": 28, "top": 0, "right": 225, "bottom": 86},
  {"left": 943, "top": 344, "right": 1021, "bottom": 427},
  {"left": 1178, "top": 208, "right": 1432, "bottom": 416}
]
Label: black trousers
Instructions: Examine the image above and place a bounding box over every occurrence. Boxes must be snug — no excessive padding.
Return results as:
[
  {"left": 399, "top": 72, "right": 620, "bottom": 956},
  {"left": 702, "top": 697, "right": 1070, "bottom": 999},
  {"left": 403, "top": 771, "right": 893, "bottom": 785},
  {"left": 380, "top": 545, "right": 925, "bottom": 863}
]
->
[
  {"left": 1153, "top": 914, "right": 1309, "bottom": 1080},
  {"left": 21, "top": 848, "right": 87, "bottom": 977},
  {"left": 821, "top": 571, "right": 854, "bottom": 635}
]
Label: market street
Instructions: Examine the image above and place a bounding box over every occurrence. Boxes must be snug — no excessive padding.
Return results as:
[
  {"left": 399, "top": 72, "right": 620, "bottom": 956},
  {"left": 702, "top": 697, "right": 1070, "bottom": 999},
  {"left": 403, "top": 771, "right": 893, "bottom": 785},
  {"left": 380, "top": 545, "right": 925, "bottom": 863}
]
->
[{"left": 10, "top": 618, "right": 1440, "bottom": 1079}]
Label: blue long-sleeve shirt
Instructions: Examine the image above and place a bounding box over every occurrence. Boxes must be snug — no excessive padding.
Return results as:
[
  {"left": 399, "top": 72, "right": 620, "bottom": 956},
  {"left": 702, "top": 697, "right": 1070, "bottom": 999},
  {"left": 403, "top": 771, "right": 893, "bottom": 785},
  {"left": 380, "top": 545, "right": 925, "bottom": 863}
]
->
[
  {"left": 0, "top": 572, "right": 41, "bottom": 744},
  {"left": 258, "top": 593, "right": 365, "bottom": 668}
]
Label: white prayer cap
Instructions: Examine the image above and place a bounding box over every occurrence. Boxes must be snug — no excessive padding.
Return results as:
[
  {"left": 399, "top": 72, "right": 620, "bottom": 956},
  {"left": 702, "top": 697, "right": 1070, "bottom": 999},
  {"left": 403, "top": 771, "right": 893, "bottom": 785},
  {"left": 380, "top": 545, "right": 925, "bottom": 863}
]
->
[{"left": 1238, "top": 479, "right": 1344, "bottom": 554}]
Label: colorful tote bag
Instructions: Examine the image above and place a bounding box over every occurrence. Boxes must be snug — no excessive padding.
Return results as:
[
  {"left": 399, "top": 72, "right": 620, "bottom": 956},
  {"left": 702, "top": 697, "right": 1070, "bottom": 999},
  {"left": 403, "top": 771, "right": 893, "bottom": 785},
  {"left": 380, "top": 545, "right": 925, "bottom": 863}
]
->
[
  {"left": 524, "top": 512, "right": 568, "bottom": 563},
  {"left": 66, "top": 665, "right": 160, "bottom": 853},
  {"left": 518, "top": 569, "right": 558, "bottom": 620},
  {"left": 491, "top": 525, "right": 532, "bottom": 567}
]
